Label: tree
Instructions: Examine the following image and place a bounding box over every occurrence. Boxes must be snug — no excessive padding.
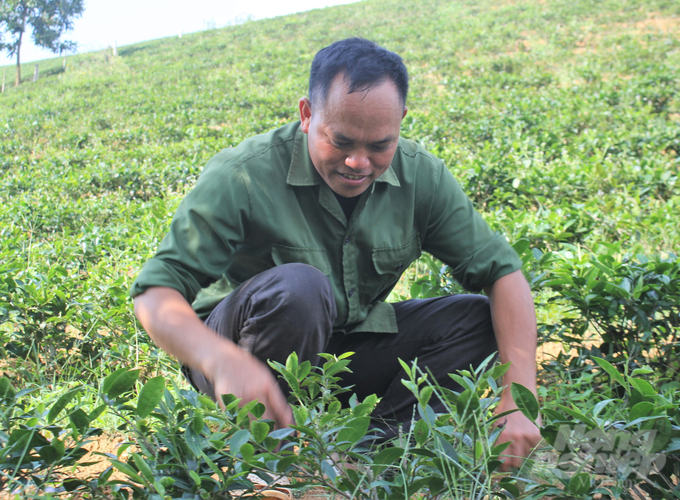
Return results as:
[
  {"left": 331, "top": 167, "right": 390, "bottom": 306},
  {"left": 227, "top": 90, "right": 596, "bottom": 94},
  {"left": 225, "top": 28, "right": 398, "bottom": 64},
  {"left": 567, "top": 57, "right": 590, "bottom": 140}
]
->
[{"left": 0, "top": 0, "right": 84, "bottom": 86}]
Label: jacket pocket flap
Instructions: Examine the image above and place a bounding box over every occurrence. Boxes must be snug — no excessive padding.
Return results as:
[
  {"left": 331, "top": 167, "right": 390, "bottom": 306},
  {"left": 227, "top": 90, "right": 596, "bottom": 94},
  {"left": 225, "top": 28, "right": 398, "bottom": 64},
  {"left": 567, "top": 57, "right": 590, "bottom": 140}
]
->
[{"left": 371, "top": 236, "right": 422, "bottom": 275}]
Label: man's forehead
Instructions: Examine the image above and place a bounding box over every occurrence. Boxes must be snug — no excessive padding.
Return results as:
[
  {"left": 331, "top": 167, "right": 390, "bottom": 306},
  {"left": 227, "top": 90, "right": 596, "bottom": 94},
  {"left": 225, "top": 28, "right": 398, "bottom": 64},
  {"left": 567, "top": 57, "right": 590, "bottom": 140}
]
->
[
  {"left": 320, "top": 73, "right": 401, "bottom": 108},
  {"left": 330, "top": 129, "right": 397, "bottom": 144}
]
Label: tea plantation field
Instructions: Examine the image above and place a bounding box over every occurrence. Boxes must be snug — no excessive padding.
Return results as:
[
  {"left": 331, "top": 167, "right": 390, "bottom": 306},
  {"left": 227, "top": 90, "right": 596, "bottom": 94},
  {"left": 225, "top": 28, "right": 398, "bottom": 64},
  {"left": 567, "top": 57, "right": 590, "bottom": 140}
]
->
[{"left": 1, "top": 0, "right": 679, "bottom": 498}]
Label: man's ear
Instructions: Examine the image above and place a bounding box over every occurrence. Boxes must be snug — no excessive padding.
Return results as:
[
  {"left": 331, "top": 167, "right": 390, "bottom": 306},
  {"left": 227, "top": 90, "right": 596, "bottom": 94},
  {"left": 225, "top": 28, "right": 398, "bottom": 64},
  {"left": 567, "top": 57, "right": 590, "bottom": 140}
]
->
[
  {"left": 402, "top": 106, "right": 408, "bottom": 120},
  {"left": 299, "top": 97, "right": 312, "bottom": 133}
]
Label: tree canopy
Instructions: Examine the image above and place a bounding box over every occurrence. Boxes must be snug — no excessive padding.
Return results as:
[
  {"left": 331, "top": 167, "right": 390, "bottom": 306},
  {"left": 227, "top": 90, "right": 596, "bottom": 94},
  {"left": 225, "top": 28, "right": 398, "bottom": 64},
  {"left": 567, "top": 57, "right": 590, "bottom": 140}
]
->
[{"left": 0, "top": 0, "right": 84, "bottom": 86}]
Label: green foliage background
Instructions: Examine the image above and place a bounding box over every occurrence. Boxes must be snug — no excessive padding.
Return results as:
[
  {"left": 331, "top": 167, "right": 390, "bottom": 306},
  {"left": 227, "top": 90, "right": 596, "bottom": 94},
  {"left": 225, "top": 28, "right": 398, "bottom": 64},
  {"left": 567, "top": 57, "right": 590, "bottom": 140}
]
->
[{"left": 0, "top": 0, "right": 679, "bottom": 495}]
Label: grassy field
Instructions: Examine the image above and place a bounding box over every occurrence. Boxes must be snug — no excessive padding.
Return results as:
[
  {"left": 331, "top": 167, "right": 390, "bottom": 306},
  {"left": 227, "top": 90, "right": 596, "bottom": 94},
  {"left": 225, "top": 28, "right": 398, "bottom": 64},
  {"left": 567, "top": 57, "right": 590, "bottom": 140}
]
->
[{"left": 1, "top": 0, "right": 679, "bottom": 497}]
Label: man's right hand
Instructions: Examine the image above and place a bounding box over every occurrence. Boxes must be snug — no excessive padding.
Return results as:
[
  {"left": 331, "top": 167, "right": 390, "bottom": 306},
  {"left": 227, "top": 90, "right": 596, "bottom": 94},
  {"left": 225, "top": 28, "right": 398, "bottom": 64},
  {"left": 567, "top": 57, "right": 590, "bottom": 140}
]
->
[
  {"left": 133, "top": 286, "right": 293, "bottom": 429},
  {"left": 205, "top": 342, "right": 293, "bottom": 428}
]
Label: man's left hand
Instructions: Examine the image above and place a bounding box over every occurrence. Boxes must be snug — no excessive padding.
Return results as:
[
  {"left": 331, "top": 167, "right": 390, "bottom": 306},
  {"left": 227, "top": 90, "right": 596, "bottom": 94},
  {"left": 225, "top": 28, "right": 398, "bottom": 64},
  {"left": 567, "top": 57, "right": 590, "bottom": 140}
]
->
[
  {"left": 484, "top": 270, "right": 542, "bottom": 471},
  {"left": 494, "top": 395, "right": 542, "bottom": 471}
]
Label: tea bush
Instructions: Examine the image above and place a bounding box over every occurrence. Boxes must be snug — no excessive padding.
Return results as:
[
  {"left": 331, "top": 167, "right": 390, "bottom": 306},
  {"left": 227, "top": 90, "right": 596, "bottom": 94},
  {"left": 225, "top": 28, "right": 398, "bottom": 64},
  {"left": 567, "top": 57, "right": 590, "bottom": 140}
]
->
[
  {"left": 542, "top": 245, "right": 680, "bottom": 377},
  {"left": 1, "top": 0, "right": 679, "bottom": 496}
]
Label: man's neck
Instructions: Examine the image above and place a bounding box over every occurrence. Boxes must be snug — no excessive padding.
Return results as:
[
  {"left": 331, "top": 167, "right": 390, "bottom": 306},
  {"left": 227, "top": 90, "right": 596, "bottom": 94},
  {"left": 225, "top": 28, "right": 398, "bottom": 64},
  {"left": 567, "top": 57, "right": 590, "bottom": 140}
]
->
[{"left": 332, "top": 191, "right": 361, "bottom": 220}]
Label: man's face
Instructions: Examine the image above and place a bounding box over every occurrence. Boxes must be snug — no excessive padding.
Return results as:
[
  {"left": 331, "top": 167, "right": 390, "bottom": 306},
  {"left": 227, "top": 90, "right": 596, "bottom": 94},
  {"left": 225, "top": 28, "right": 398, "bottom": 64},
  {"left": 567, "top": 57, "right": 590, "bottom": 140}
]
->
[{"left": 299, "top": 74, "right": 407, "bottom": 197}]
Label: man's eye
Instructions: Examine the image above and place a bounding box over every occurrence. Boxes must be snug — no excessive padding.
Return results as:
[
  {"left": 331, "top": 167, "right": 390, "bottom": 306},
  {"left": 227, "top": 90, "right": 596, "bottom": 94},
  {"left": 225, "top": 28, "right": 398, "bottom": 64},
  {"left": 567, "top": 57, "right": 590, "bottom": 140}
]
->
[
  {"left": 371, "top": 145, "right": 389, "bottom": 152},
  {"left": 333, "top": 141, "right": 350, "bottom": 148}
]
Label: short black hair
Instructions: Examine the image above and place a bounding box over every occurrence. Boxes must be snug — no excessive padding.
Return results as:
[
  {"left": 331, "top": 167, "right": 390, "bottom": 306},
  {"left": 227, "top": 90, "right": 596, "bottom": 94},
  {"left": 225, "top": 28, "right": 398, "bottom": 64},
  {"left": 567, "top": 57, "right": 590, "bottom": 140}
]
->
[{"left": 309, "top": 37, "right": 409, "bottom": 106}]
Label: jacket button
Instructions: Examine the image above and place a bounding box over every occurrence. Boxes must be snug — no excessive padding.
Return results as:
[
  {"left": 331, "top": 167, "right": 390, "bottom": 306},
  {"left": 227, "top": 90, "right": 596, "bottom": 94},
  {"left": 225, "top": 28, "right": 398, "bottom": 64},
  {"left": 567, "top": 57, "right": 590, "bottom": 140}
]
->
[
  {"left": 396, "top": 264, "right": 404, "bottom": 271},
  {"left": 344, "top": 237, "right": 350, "bottom": 245},
  {"left": 348, "top": 288, "right": 355, "bottom": 297}
]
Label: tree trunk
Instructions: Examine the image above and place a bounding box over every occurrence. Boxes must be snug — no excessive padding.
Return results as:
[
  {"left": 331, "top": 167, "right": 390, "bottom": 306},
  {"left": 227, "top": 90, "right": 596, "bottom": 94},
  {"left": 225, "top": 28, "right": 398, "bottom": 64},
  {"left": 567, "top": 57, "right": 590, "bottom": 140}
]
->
[
  {"left": 14, "top": 10, "right": 26, "bottom": 87},
  {"left": 15, "top": 49, "right": 21, "bottom": 87}
]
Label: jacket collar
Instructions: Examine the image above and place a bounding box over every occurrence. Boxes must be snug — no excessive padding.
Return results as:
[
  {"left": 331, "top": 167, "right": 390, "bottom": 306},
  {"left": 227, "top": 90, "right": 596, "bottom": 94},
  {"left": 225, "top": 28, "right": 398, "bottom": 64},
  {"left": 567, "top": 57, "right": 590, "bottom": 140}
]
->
[{"left": 286, "top": 123, "right": 401, "bottom": 188}]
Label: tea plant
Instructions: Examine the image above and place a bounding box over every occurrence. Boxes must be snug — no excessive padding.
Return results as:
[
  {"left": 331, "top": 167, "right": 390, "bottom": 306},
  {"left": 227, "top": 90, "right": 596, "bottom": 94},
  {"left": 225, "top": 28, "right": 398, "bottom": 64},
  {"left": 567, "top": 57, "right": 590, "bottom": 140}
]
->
[
  {"left": 97, "top": 353, "right": 532, "bottom": 500},
  {"left": 542, "top": 243, "right": 680, "bottom": 377},
  {"left": 523, "top": 357, "right": 680, "bottom": 499},
  {"left": 0, "top": 377, "right": 105, "bottom": 496}
]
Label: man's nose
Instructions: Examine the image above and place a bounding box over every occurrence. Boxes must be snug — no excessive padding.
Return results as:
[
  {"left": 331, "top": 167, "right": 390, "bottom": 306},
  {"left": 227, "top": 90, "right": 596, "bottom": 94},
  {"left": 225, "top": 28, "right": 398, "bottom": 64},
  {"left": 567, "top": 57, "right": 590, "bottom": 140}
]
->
[{"left": 345, "top": 152, "right": 370, "bottom": 170}]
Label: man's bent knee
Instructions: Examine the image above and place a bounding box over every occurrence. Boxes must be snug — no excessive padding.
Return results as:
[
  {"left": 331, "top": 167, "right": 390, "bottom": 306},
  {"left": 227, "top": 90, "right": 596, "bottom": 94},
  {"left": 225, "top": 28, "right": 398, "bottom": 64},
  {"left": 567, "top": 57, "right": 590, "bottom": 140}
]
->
[{"left": 249, "top": 263, "right": 336, "bottom": 325}]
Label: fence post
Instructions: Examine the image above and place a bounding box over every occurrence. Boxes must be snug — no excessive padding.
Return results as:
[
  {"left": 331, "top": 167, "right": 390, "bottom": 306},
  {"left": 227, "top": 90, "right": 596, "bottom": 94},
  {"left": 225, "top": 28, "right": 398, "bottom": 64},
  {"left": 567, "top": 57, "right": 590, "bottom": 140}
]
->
[
  {"left": 2, "top": 68, "right": 5, "bottom": 93},
  {"left": 33, "top": 64, "right": 39, "bottom": 82},
  {"left": 63, "top": 56, "right": 66, "bottom": 70},
  {"left": 113, "top": 41, "right": 118, "bottom": 56}
]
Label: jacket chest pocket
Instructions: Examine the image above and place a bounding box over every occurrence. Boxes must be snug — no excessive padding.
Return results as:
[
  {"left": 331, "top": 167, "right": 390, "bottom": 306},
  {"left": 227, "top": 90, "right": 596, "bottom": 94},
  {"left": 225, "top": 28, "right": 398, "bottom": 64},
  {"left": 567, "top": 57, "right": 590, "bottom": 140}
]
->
[
  {"left": 370, "top": 235, "right": 422, "bottom": 298},
  {"left": 271, "top": 244, "right": 332, "bottom": 276}
]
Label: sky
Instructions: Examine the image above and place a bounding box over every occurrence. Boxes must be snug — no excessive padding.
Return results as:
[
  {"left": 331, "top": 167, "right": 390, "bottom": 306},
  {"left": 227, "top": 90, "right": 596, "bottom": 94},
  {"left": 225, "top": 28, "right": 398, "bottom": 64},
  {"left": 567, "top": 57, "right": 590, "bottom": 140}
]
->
[{"left": 0, "top": 0, "right": 362, "bottom": 66}]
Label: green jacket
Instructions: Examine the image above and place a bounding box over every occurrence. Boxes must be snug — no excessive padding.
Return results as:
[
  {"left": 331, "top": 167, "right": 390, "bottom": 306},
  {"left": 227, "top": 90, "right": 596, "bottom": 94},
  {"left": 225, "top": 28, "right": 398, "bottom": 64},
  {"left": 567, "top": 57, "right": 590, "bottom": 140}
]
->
[{"left": 130, "top": 122, "right": 521, "bottom": 334}]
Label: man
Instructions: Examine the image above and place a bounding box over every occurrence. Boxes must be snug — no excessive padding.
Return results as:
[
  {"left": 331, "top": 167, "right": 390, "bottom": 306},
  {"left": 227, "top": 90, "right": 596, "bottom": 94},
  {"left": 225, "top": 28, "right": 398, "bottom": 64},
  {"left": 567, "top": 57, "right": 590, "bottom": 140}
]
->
[{"left": 131, "top": 37, "right": 541, "bottom": 468}]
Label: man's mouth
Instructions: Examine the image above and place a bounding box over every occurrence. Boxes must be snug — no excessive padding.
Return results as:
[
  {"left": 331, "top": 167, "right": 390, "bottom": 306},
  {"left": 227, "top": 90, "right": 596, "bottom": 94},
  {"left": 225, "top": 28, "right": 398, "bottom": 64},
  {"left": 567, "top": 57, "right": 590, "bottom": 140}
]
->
[{"left": 339, "top": 173, "right": 366, "bottom": 180}]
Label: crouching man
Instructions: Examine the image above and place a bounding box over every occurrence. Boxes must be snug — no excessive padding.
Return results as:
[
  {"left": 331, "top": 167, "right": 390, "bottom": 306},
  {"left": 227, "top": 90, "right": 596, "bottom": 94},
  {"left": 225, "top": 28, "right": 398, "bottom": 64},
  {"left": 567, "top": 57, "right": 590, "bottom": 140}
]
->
[{"left": 131, "top": 37, "right": 541, "bottom": 469}]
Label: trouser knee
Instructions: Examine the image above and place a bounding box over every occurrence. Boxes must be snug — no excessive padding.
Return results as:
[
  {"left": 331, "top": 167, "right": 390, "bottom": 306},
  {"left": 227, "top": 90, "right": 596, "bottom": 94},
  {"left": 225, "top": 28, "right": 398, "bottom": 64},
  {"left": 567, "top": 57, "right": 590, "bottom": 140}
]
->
[
  {"left": 456, "top": 294, "right": 496, "bottom": 346},
  {"left": 187, "top": 264, "right": 337, "bottom": 397},
  {"left": 251, "top": 263, "right": 337, "bottom": 334}
]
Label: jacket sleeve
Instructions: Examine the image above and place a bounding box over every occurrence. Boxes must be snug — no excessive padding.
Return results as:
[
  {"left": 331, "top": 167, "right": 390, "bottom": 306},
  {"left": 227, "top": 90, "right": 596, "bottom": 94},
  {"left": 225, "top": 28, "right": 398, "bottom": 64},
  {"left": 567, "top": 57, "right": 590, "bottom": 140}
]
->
[
  {"left": 129, "top": 152, "right": 250, "bottom": 304},
  {"left": 420, "top": 162, "right": 521, "bottom": 292}
]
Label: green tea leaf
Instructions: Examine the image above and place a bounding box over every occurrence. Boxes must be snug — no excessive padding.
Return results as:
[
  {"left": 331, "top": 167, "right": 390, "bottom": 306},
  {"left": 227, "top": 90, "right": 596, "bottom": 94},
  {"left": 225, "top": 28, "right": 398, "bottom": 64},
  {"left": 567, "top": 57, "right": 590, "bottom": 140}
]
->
[
  {"left": 555, "top": 405, "right": 598, "bottom": 428},
  {"left": 372, "top": 447, "right": 404, "bottom": 475},
  {"left": 569, "top": 472, "right": 591, "bottom": 495},
  {"left": 629, "top": 378, "right": 656, "bottom": 397},
  {"left": 652, "top": 417, "right": 672, "bottom": 453},
  {"left": 456, "top": 389, "right": 479, "bottom": 416},
  {"left": 109, "top": 459, "right": 144, "bottom": 484},
  {"left": 106, "top": 369, "right": 140, "bottom": 399},
  {"left": 419, "top": 386, "right": 433, "bottom": 407},
  {"left": 292, "top": 405, "right": 309, "bottom": 425},
  {"left": 251, "top": 421, "right": 269, "bottom": 443},
  {"left": 490, "top": 362, "right": 511, "bottom": 381},
  {"left": 229, "top": 429, "right": 251, "bottom": 454},
  {"left": 510, "top": 383, "right": 539, "bottom": 422},
  {"left": 69, "top": 408, "right": 90, "bottom": 432},
  {"left": 189, "top": 470, "right": 201, "bottom": 485},
  {"left": 251, "top": 402, "right": 266, "bottom": 420},
  {"left": 48, "top": 387, "right": 82, "bottom": 423},
  {"left": 592, "top": 357, "right": 626, "bottom": 387},
  {"left": 0, "top": 377, "right": 16, "bottom": 400},
  {"left": 88, "top": 403, "right": 107, "bottom": 422},
  {"left": 136, "top": 376, "right": 165, "bottom": 418},
  {"left": 192, "top": 409, "right": 204, "bottom": 433},
  {"left": 285, "top": 352, "right": 298, "bottom": 374},
  {"left": 38, "top": 445, "right": 62, "bottom": 464},
  {"left": 629, "top": 402, "right": 654, "bottom": 421},
  {"left": 321, "top": 460, "right": 337, "bottom": 482},
  {"left": 240, "top": 442, "right": 254, "bottom": 462},
  {"left": 337, "top": 416, "right": 371, "bottom": 447},
  {"left": 413, "top": 419, "right": 430, "bottom": 446},
  {"left": 102, "top": 368, "right": 128, "bottom": 395},
  {"left": 276, "top": 455, "right": 298, "bottom": 473},
  {"left": 132, "top": 452, "right": 154, "bottom": 483},
  {"left": 201, "top": 452, "right": 224, "bottom": 482}
]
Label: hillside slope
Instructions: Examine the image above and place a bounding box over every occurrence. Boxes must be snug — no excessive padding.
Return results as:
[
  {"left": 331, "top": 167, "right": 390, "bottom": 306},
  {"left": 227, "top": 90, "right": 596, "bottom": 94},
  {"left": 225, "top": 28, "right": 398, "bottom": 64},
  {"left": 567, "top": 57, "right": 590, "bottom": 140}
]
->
[{"left": 0, "top": 0, "right": 678, "bottom": 377}]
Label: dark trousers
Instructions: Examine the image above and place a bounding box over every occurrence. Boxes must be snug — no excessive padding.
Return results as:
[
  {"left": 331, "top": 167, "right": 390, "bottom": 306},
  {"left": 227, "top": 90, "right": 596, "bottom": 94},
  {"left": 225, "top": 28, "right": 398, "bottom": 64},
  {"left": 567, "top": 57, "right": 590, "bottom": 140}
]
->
[{"left": 187, "top": 264, "right": 498, "bottom": 438}]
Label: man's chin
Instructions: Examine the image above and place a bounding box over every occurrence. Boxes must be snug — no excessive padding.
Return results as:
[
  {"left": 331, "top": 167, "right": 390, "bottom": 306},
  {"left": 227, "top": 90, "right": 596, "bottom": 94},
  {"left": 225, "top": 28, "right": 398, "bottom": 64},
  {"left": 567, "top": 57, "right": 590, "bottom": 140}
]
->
[
  {"left": 330, "top": 176, "right": 371, "bottom": 197},
  {"left": 330, "top": 183, "right": 369, "bottom": 198}
]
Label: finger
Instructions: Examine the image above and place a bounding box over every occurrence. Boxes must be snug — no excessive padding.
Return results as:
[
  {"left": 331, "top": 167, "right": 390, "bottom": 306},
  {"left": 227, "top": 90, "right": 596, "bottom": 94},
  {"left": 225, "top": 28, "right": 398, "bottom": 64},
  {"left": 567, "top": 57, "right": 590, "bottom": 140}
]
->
[
  {"left": 214, "top": 388, "right": 227, "bottom": 410},
  {"left": 266, "top": 385, "right": 294, "bottom": 429},
  {"left": 499, "top": 450, "right": 521, "bottom": 471},
  {"left": 497, "top": 434, "right": 522, "bottom": 471}
]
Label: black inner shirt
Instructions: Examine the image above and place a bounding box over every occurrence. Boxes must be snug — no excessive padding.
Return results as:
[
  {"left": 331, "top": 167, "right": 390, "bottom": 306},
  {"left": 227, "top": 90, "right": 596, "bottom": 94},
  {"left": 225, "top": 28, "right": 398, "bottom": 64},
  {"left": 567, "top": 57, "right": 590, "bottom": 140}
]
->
[{"left": 333, "top": 191, "right": 361, "bottom": 220}]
